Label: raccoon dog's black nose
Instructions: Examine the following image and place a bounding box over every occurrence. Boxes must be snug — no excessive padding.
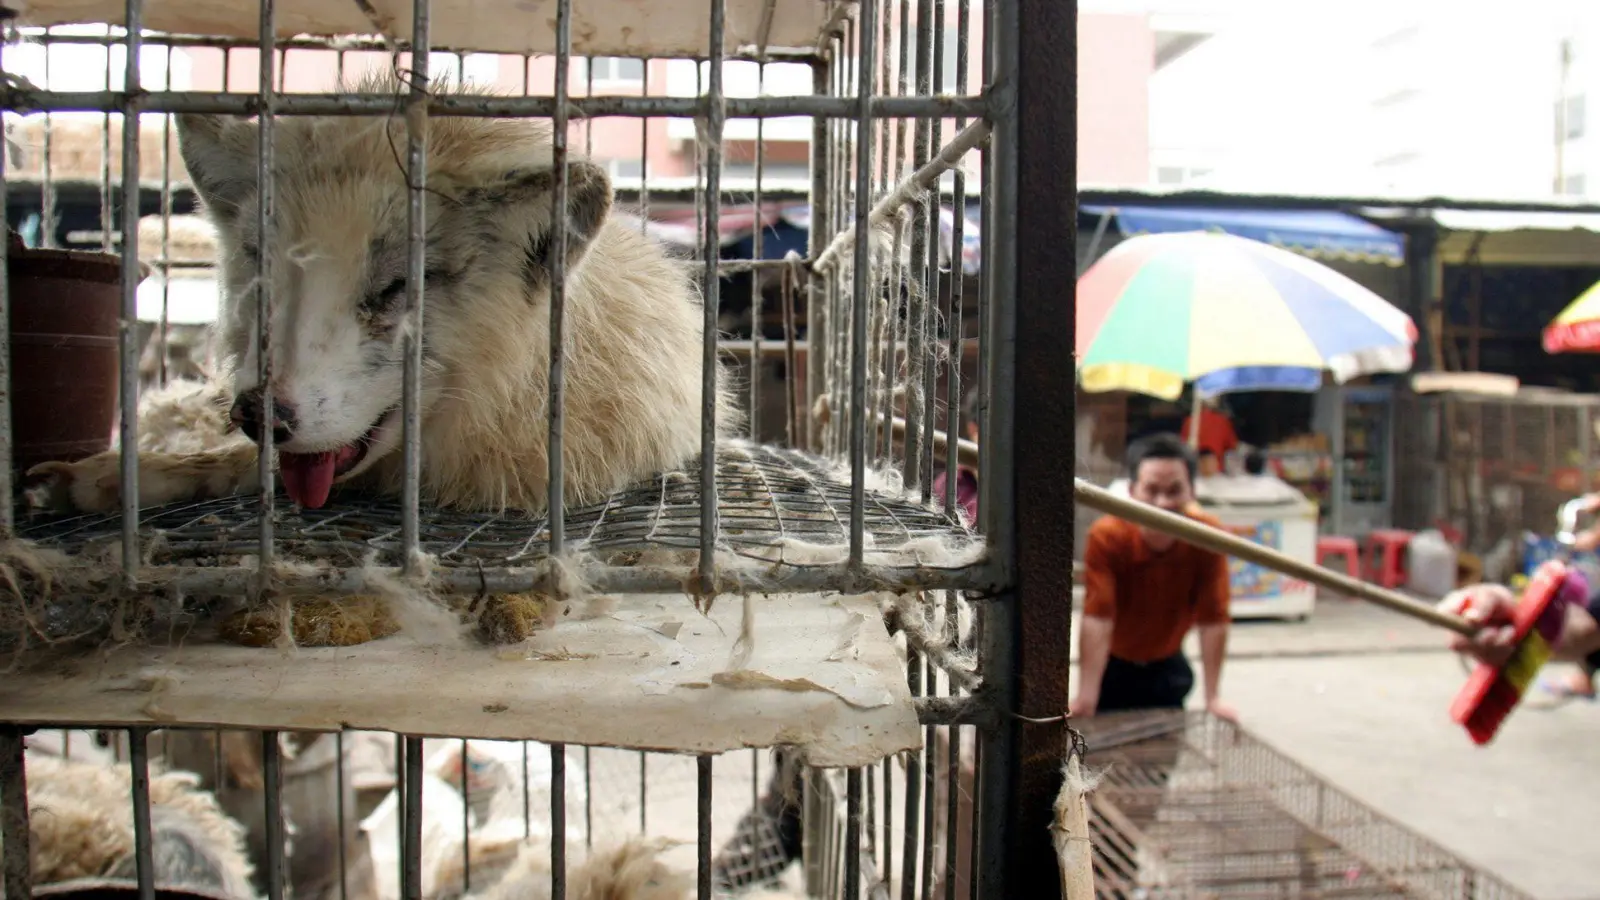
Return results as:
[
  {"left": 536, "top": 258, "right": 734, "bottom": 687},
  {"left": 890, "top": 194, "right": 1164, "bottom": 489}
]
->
[{"left": 231, "top": 387, "right": 297, "bottom": 445}]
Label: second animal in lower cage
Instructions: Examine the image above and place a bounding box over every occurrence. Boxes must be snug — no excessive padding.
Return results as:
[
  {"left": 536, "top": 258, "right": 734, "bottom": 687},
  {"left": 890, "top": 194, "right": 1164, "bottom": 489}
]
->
[{"left": 24, "top": 732, "right": 818, "bottom": 900}]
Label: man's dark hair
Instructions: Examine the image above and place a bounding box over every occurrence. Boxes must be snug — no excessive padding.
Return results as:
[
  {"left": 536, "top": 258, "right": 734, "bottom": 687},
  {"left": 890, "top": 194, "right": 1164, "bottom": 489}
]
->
[
  {"left": 1125, "top": 432, "right": 1197, "bottom": 485},
  {"left": 1244, "top": 448, "right": 1267, "bottom": 476}
]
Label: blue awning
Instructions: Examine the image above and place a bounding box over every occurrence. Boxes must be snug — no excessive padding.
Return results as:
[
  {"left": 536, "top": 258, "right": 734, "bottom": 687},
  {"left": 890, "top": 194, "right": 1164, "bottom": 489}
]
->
[{"left": 1080, "top": 204, "right": 1406, "bottom": 266}]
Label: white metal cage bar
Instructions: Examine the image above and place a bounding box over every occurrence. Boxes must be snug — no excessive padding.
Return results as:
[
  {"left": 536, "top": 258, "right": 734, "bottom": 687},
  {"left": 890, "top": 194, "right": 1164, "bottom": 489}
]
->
[
  {"left": 252, "top": 0, "right": 277, "bottom": 582},
  {"left": 698, "top": 0, "right": 727, "bottom": 593},
  {"left": 845, "top": 0, "right": 877, "bottom": 566}
]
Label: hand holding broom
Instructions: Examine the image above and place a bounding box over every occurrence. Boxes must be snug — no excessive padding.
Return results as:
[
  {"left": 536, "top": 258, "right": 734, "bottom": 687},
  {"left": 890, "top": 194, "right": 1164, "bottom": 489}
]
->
[{"left": 1076, "top": 479, "right": 1582, "bottom": 746}]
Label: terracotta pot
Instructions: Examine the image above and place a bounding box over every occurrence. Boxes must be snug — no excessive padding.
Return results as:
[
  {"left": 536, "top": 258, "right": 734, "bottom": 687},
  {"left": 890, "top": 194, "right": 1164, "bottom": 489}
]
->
[{"left": 8, "top": 233, "right": 141, "bottom": 477}]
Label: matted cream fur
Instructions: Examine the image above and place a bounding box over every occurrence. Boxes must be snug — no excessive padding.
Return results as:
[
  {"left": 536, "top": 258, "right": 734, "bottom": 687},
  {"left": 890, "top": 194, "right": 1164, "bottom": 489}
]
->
[
  {"left": 460, "top": 836, "right": 693, "bottom": 900},
  {"left": 28, "top": 71, "right": 740, "bottom": 516},
  {"left": 23, "top": 753, "right": 258, "bottom": 898},
  {"left": 447, "top": 834, "right": 813, "bottom": 900}
]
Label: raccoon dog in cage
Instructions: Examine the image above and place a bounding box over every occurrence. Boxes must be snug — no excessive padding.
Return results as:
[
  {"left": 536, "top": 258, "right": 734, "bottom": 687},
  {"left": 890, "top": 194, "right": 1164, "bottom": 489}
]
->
[
  {"left": 26, "top": 71, "right": 741, "bottom": 517},
  {"left": 22, "top": 752, "right": 259, "bottom": 898}
]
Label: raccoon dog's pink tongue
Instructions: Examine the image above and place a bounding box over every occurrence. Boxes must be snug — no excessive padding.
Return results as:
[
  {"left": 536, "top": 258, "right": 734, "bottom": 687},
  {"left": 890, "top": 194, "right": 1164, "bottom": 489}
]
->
[
  {"left": 278, "top": 443, "right": 365, "bottom": 509},
  {"left": 279, "top": 452, "right": 338, "bottom": 509}
]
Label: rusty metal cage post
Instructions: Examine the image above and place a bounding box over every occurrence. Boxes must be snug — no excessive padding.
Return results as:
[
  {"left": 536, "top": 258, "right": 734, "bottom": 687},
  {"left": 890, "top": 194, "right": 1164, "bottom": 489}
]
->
[
  {"left": 1, "top": 728, "right": 29, "bottom": 900},
  {"left": 973, "top": 0, "right": 1076, "bottom": 896},
  {"left": 0, "top": 13, "right": 9, "bottom": 530}
]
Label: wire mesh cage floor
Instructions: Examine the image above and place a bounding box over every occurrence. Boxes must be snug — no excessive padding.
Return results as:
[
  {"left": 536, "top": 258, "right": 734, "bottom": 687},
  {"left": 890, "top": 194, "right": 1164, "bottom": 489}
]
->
[
  {"left": 1079, "top": 710, "right": 1536, "bottom": 900},
  {"left": 14, "top": 441, "right": 978, "bottom": 578},
  {"left": 4, "top": 439, "right": 984, "bottom": 643}
]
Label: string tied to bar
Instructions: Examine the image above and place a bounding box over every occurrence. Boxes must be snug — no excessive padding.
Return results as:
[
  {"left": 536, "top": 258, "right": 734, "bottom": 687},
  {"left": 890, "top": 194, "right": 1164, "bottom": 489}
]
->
[
  {"left": 1007, "top": 710, "right": 1093, "bottom": 761},
  {"left": 1008, "top": 709, "right": 1066, "bottom": 726},
  {"left": 693, "top": 113, "right": 726, "bottom": 182},
  {"left": 693, "top": 65, "right": 729, "bottom": 190},
  {"left": 1067, "top": 720, "right": 1088, "bottom": 762},
  {"left": 381, "top": 59, "right": 454, "bottom": 204}
]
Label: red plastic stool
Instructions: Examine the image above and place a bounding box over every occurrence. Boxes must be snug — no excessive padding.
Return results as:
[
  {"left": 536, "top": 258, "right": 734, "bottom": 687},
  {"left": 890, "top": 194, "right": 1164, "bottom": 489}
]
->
[
  {"left": 1364, "top": 529, "right": 1415, "bottom": 589},
  {"left": 1316, "top": 536, "right": 1361, "bottom": 581}
]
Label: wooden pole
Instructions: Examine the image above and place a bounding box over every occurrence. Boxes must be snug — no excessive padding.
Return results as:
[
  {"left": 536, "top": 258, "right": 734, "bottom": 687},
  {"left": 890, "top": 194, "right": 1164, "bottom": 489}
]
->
[
  {"left": 812, "top": 403, "right": 1478, "bottom": 637},
  {"left": 1073, "top": 479, "right": 1475, "bottom": 636},
  {"left": 811, "top": 395, "right": 981, "bottom": 469}
]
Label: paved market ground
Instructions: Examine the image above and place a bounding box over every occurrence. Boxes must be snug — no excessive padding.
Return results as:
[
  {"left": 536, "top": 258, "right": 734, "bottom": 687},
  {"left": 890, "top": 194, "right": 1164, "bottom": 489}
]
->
[{"left": 1071, "top": 595, "right": 1600, "bottom": 899}]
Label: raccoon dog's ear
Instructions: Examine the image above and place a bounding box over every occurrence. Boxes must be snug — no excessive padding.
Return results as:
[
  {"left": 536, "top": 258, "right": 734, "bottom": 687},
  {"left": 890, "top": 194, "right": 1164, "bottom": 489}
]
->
[
  {"left": 462, "top": 159, "right": 614, "bottom": 292},
  {"left": 176, "top": 114, "right": 259, "bottom": 217}
]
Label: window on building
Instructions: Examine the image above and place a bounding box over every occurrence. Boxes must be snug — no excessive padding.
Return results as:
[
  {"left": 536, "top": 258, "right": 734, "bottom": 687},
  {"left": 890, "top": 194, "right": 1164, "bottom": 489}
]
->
[
  {"left": 580, "top": 57, "right": 646, "bottom": 85},
  {"left": 1372, "top": 88, "right": 1419, "bottom": 109},
  {"left": 6, "top": 28, "right": 193, "bottom": 92},
  {"left": 720, "top": 161, "right": 811, "bottom": 184},
  {"left": 1373, "top": 151, "right": 1421, "bottom": 192},
  {"left": 1558, "top": 95, "right": 1586, "bottom": 141},
  {"left": 1154, "top": 165, "right": 1212, "bottom": 186},
  {"left": 939, "top": 27, "right": 962, "bottom": 92},
  {"left": 1374, "top": 151, "right": 1419, "bottom": 168},
  {"left": 1371, "top": 24, "right": 1419, "bottom": 50},
  {"left": 1559, "top": 172, "right": 1586, "bottom": 197},
  {"left": 428, "top": 52, "right": 500, "bottom": 87},
  {"left": 903, "top": 26, "right": 963, "bottom": 93},
  {"left": 607, "top": 159, "right": 646, "bottom": 181}
]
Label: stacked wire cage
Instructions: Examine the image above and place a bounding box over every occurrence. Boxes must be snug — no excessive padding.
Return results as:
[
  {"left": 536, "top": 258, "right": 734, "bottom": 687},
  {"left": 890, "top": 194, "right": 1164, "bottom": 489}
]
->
[
  {"left": 1080, "top": 711, "right": 1536, "bottom": 900},
  {"left": 1392, "top": 386, "right": 1600, "bottom": 559},
  {"left": 0, "top": 0, "right": 1076, "bottom": 899}
]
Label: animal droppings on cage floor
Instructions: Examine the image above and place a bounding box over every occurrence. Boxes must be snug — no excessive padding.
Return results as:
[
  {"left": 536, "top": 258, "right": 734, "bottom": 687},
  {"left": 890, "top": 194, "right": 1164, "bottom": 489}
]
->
[
  {"left": 214, "top": 595, "right": 402, "bottom": 648},
  {"left": 0, "top": 592, "right": 923, "bottom": 767}
]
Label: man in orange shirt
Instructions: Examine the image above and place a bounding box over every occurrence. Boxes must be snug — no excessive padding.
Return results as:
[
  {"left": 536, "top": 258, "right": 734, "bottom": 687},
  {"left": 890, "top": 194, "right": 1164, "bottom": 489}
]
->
[{"left": 1071, "top": 433, "right": 1239, "bottom": 721}]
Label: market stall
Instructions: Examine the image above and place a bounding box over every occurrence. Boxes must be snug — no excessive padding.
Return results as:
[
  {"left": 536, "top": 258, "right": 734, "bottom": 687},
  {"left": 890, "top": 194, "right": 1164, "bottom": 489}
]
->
[{"left": 1075, "top": 230, "right": 1418, "bottom": 622}]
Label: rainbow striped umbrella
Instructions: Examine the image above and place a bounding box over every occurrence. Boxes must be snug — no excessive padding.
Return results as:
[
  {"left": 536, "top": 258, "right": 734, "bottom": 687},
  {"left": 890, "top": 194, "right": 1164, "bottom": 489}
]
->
[
  {"left": 1076, "top": 231, "right": 1418, "bottom": 401},
  {"left": 1543, "top": 279, "right": 1600, "bottom": 353}
]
